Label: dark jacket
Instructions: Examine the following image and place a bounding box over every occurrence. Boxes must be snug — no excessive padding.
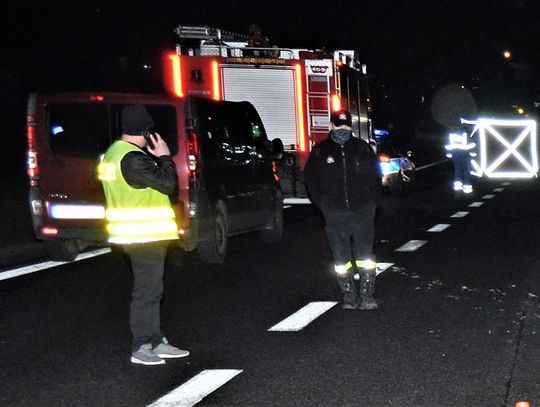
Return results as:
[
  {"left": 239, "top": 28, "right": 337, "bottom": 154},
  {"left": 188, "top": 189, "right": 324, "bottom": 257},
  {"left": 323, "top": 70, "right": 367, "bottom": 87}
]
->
[
  {"left": 304, "top": 133, "right": 381, "bottom": 211},
  {"left": 121, "top": 149, "right": 178, "bottom": 197}
]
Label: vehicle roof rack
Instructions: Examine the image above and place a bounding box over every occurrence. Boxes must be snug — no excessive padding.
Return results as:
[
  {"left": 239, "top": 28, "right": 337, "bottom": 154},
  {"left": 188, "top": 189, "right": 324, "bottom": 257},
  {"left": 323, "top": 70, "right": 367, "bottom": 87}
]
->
[{"left": 173, "top": 25, "right": 248, "bottom": 42}]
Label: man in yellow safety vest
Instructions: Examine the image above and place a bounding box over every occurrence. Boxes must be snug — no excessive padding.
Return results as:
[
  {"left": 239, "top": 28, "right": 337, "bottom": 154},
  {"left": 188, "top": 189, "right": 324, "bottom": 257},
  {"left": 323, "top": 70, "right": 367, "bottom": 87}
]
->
[{"left": 99, "top": 104, "right": 189, "bottom": 365}]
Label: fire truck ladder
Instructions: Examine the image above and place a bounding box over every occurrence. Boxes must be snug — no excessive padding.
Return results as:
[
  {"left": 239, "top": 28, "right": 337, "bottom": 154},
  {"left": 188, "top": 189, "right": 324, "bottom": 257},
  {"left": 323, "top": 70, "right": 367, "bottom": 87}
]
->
[
  {"left": 306, "top": 77, "right": 331, "bottom": 144},
  {"left": 174, "top": 25, "right": 248, "bottom": 42},
  {"left": 173, "top": 25, "right": 297, "bottom": 58}
]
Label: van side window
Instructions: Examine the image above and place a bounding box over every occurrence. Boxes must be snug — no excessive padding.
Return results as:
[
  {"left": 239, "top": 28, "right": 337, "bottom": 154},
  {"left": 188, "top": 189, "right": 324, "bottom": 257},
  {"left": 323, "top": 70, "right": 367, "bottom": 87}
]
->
[
  {"left": 204, "top": 113, "right": 229, "bottom": 144},
  {"left": 242, "top": 103, "right": 268, "bottom": 145},
  {"left": 198, "top": 102, "right": 231, "bottom": 159},
  {"left": 251, "top": 122, "right": 263, "bottom": 139},
  {"left": 47, "top": 104, "right": 111, "bottom": 158},
  {"left": 224, "top": 104, "right": 252, "bottom": 147}
]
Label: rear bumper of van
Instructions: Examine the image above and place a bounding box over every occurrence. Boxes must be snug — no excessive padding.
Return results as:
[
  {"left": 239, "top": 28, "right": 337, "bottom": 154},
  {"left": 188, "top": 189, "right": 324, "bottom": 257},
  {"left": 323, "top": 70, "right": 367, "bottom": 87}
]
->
[
  {"left": 29, "top": 187, "right": 107, "bottom": 242},
  {"left": 37, "top": 227, "right": 108, "bottom": 241}
]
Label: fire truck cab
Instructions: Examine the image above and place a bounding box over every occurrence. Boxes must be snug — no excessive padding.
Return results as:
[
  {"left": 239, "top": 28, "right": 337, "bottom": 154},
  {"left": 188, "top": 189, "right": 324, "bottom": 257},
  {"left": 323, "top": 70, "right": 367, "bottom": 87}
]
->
[{"left": 163, "top": 25, "right": 374, "bottom": 198}]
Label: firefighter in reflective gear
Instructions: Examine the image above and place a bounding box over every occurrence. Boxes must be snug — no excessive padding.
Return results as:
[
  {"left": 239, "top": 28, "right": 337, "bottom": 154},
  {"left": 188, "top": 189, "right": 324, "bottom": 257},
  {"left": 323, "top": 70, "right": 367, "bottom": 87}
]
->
[
  {"left": 304, "top": 110, "right": 382, "bottom": 310},
  {"left": 98, "top": 105, "right": 189, "bottom": 365},
  {"left": 445, "top": 129, "right": 476, "bottom": 193}
]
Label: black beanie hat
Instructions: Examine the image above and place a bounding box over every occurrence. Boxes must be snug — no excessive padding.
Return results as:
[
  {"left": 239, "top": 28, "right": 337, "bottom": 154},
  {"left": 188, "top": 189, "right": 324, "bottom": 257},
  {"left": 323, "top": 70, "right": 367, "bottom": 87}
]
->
[
  {"left": 121, "top": 105, "right": 154, "bottom": 135},
  {"left": 330, "top": 110, "right": 352, "bottom": 127}
]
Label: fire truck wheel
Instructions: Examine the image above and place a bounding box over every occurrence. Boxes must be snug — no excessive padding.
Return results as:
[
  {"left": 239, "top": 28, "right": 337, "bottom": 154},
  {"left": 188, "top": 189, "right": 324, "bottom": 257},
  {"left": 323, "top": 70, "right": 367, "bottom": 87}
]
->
[
  {"left": 198, "top": 202, "right": 228, "bottom": 263},
  {"left": 45, "top": 239, "right": 79, "bottom": 262},
  {"left": 260, "top": 191, "right": 283, "bottom": 243}
]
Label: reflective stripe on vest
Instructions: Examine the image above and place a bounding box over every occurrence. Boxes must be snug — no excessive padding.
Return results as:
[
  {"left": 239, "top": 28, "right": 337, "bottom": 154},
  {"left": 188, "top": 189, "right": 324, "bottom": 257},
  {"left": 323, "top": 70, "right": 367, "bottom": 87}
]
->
[{"left": 98, "top": 141, "right": 178, "bottom": 244}]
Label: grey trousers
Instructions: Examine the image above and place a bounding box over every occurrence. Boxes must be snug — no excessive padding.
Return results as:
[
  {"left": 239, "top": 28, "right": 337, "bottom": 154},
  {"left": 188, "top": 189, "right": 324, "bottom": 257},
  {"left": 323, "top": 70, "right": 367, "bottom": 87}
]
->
[{"left": 123, "top": 241, "right": 169, "bottom": 351}]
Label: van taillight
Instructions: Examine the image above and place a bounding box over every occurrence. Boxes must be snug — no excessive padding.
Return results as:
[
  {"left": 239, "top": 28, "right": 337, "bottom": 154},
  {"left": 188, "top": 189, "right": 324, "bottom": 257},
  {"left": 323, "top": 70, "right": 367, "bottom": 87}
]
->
[
  {"left": 41, "top": 226, "right": 58, "bottom": 236},
  {"left": 187, "top": 131, "right": 200, "bottom": 177},
  {"left": 89, "top": 95, "right": 105, "bottom": 102},
  {"left": 26, "top": 116, "right": 39, "bottom": 185}
]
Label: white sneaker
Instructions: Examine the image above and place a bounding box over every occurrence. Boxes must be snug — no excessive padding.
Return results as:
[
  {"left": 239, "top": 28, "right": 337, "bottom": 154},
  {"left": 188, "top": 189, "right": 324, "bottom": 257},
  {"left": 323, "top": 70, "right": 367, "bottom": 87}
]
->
[
  {"left": 131, "top": 344, "right": 166, "bottom": 365},
  {"left": 153, "top": 337, "right": 190, "bottom": 359}
]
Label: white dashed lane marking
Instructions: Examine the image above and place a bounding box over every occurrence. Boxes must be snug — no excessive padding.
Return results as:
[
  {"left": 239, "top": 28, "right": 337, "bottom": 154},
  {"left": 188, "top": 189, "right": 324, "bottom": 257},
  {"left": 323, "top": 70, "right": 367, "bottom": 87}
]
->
[
  {"left": 395, "top": 240, "right": 428, "bottom": 252},
  {"left": 493, "top": 188, "right": 504, "bottom": 192},
  {"left": 451, "top": 211, "right": 469, "bottom": 218},
  {"left": 0, "top": 248, "right": 111, "bottom": 281},
  {"left": 482, "top": 194, "right": 495, "bottom": 199},
  {"left": 268, "top": 301, "right": 338, "bottom": 332},
  {"left": 147, "top": 369, "right": 243, "bottom": 407},
  {"left": 427, "top": 224, "right": 451, "bottom": 232},
  {"left": 376, "top": 262, "right": 394, "bottom": 275},
  {"left": 468, "top": 202, "right": 484, "bottom": 207},
  {"left": 283, "top": 198, "right": 311, "bottom": 205}
]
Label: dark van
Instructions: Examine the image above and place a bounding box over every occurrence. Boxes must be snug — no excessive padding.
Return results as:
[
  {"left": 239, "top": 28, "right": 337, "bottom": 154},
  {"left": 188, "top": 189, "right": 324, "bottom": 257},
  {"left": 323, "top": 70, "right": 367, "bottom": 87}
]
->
[{"left": 26, "top": 92, "right": 284, "bottom": 263}]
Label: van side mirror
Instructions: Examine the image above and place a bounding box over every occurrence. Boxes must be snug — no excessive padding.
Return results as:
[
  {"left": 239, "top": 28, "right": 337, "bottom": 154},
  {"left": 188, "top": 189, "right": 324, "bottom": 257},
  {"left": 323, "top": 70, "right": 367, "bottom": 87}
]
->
[{"left": 271, "top": 138, "right": 284, "bottom": 160}]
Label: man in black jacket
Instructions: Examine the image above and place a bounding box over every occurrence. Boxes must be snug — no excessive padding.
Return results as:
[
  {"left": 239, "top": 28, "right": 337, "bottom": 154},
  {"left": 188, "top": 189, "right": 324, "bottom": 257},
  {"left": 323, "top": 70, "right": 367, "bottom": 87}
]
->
[
  {"left": 100, "top": 105, "right": 189, "bottom": 365},
  {"left": 304, "top": 110, "right": 381, "bottom": 310}
]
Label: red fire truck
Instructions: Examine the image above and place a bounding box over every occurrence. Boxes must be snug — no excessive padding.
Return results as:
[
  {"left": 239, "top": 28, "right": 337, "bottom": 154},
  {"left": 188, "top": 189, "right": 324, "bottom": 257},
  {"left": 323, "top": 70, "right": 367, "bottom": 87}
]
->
[{"left": 162, "top": 25, "right": 374, "bottom": 198}]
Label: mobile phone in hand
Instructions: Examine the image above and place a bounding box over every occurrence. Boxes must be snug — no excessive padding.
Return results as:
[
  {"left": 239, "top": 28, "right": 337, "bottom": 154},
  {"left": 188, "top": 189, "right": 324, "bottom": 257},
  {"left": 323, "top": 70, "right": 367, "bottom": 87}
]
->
[{"left": 143, "top": 131, "right": 155, "bottom": 149}]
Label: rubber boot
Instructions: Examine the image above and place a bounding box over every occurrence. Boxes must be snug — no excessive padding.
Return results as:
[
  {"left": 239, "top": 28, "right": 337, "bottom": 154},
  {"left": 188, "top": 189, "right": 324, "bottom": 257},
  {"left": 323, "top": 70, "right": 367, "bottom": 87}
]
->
[
  {"left": 358, "top": 271, "right": 377, "bottom": 310},
  {"left": 337, "top": 275, "right": 358, "bottom": 310}
]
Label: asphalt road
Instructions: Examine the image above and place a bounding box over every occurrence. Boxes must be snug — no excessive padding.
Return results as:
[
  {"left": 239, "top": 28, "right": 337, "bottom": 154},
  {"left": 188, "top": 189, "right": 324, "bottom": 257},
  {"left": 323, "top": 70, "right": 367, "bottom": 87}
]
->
[{"left": 2, "top": 163, "right": 540, "bottom": 406}]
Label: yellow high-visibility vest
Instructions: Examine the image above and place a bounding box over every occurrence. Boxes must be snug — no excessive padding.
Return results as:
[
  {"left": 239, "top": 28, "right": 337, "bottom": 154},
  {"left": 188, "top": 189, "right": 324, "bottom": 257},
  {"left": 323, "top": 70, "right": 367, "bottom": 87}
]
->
[{"left": 98, "top": 140, "right": 178, "bottom": 244}]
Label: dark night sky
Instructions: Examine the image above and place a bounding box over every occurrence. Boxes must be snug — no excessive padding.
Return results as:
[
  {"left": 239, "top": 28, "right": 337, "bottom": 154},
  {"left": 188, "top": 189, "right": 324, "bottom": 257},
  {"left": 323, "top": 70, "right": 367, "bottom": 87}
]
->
[
  {"left": 7, "top": 0, "right": 540, "bottom": 78},
  {"left": 3, "top": 0, "right": 540, "bottom": 140}
]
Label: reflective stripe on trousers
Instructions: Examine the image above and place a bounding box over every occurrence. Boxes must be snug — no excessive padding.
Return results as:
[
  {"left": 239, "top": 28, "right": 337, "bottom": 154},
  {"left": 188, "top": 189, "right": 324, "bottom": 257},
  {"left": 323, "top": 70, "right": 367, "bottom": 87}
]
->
[{"left": 334, "top": 261, "right": 353, "bottom": 275}]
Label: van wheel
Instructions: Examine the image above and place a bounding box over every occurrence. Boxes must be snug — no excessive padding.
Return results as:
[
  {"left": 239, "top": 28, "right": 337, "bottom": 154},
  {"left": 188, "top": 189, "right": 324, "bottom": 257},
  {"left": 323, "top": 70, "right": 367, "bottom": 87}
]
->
[
  {"left": 260, "top": 191, "right": 283, "bottom": 243},
  {"left": 198, "top": 203, "right": 228, "bottom": 263},
  {"left": 45, "top": 239, "right": 79, "bottom": 262}
]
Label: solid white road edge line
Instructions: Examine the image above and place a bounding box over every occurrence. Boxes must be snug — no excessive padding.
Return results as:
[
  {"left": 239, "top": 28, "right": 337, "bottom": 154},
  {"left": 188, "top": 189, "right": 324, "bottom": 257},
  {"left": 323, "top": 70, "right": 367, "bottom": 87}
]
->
[
  {"left": 268, "top": 301, "right": 338, "bottom": 332},
  {"left": 395, "top": 240, "right": 428, "bottom": 252},
  {"left": 0, "top": 248, "right": 111, "bottom": 282},
  {"left": 147, "top": 369, "right": 243, "bottom": 407},
  {"left": 450, "top": 211, "right": 469, "bottom": 218},
  {"left": 427, "top": 224, "right": 451, "bottom": 232}
]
